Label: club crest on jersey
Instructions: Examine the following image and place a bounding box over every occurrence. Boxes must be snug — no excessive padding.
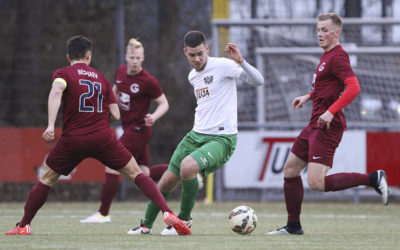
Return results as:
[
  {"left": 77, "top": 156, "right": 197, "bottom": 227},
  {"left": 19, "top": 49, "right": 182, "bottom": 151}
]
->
[
  {"left": 204, "top": 76, "right": 213, "bottom": 85},
  {"left": 318, "top": 62, "right": 326, "bottom": 72},
  {"left": 196, "top": 87, "right": 210, "bottom": 100},
  {"left": 130, "top": 83, "right": 140, "bottom": 93}
]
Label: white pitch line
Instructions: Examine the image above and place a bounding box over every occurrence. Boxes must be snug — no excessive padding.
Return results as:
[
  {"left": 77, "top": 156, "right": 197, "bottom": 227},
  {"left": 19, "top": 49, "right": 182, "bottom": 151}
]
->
[{"left": 0, "top": 211, "right": 390, "bottom": 220}]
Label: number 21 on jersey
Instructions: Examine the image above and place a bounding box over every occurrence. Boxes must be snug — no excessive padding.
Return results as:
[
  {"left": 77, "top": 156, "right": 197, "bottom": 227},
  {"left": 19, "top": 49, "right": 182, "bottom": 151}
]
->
[{"left": 79, "top": 79, "right": 103, "bottom": 112}]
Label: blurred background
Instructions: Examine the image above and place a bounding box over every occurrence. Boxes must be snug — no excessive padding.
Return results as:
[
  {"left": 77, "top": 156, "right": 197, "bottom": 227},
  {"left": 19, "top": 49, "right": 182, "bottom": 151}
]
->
[{"left": 1, "top": 0, "right": 399, "bottom": 202}]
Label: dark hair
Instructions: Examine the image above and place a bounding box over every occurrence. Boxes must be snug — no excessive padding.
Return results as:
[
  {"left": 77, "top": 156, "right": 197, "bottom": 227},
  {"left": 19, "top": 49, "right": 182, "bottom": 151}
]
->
[
  {"left": 184, "top": 31, "right": 206, "bottom": 48},
  {"left": 67, "top": 35, "right": 92, "bottom": 60}
]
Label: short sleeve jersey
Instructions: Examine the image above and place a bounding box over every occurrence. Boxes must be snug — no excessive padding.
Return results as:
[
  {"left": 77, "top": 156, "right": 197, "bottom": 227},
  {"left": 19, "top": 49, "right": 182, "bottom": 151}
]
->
[
  {"left": 114, "top": 66, "right": 163, "bottom": 129},
  {"left": 188, "top": 57, "right": 243, "bottom": 135},
  {"left": 52, "top": 63, "right": 116, "bottom": 135},
  {"left": 310, "top": 45, "right": 355, "bottom": 130}
]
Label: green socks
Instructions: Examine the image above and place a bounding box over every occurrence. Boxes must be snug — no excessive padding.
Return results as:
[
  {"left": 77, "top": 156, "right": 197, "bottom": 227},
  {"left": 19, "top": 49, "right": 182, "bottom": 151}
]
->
[
  {"left": 178, "top": 177, "right": 199, "bottom": 221},
  {"left": 142, "top": 192, "right": 171, "bottom": 228}
]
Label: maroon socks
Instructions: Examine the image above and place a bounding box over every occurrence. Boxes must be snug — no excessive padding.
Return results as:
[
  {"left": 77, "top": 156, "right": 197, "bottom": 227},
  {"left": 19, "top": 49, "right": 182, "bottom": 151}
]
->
[
  {"left": 135, "top": 173, "right": 173, "bottom": 214},
  {"left": 325, "top": 172, "right": 370, "bottom": 191},
  {"left": 99, "top": 173, "right": 120, "bottom": 216},
  {"left": 284, "top": 176, "right": 303, "bottom": 223},
  {"left": 20, "top": 181, "right": 51, "bottom": 227}
]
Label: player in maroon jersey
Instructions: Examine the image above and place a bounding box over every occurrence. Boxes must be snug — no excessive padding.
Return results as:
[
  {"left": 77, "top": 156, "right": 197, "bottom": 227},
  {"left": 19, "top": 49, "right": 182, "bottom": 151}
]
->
[
  {"left": 5, "top": 35, "right": 191, "bottom": 235},
  {"left": 267, "top": 13, "right": 389, "bottom": 235},
  {"left": 80, "top": 38, "right": 172, "bottom": 224}
]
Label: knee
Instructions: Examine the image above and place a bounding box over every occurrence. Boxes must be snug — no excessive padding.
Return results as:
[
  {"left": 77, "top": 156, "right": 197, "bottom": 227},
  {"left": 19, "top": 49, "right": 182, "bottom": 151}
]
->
[
  {"left": 39, "top": 171, "right": 59, "bottom": 187},
  {"left": 308, "top": 177, "right": 324, "bottom": 191},
  {"left": 283, "top": 163, "right": 301, "bottom": 178},
  {"left": 180, "top": 158, "right": 197, "bottom": 180}
]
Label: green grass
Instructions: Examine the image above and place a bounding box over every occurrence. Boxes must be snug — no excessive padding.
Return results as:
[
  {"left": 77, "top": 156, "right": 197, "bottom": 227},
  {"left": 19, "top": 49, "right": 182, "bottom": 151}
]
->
[{"left": 1, "top": 201, "right": 399, "bottom": 249}]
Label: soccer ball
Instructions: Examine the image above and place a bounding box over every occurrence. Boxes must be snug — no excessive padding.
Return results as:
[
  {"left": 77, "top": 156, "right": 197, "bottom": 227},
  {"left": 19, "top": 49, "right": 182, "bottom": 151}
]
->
[{"left": 228, "top": 205, "right": 257, "bottom": 235}]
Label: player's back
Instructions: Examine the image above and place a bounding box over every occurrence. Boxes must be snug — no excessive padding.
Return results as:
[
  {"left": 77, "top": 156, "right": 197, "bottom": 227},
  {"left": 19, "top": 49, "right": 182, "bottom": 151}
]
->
[{"left": 53, "top": 63, "right": 116, "bottom": 135}]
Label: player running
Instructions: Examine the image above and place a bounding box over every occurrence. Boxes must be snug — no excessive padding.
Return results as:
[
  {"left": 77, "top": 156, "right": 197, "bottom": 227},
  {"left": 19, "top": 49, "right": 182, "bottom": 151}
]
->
[{"left": 267, "top": 13, "right": 389, "bottom": 235}]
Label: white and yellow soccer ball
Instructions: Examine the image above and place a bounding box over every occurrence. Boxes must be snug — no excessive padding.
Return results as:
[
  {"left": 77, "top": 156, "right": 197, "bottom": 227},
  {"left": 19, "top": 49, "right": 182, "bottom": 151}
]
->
[{"left": 228, "top": 205, "right": 257, "bottom": 235}]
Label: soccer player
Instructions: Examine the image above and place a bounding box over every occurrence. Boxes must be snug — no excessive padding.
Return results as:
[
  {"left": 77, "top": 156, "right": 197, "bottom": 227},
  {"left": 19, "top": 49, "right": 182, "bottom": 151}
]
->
[
  {"left": 80, "top": 38, "right": 170, "bottom": 223},
  {"left": 128, "top": 30, "right": 264, "bottom": 235},
  {"left": 5, "top": 35, "right": 191, "bottom": 235},
  {"left": 267, "top": 13, "right": 389, "bottom": 235}
]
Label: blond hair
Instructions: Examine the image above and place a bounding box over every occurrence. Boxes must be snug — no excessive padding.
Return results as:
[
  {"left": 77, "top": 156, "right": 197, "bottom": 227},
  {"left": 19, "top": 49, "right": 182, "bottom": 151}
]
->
[
  {"left": 317, "top": 12, "right": 343, "bottom": 29},
  {"left": 126, "top": 38, "right": 143, "bottom": 54}
]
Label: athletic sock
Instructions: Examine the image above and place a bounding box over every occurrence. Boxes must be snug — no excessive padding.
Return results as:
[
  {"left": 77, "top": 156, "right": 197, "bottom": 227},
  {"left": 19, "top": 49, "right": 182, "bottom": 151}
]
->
[
  {"left": 324, "top": 173, "right": 370, "bottom": 191},
  {"left": 287, "top": 221, "right": 302, "bottom": 230},
  {"left": 98, "top": 173, "right": 120, "bottom": 216},
  {"left": 178, "top": 177, "right": 199, "bottom": 221},
  {"left": 19, "top": 181, "right": 51, "bottom": 227},
  {"left": 142, "top": 192, "right": 171, "bottom": 229},
  {"left": 150, "top": 164, "right": 168, "bottom": 182},
  {"left": 284, "top": 176, "right": 303, "bottom": 223},
  {"left": 135, "top": 173, "right": 173, "bottom": 214},
  {"left": 369, "top": 171, "right": 378, "bottom": 186}
]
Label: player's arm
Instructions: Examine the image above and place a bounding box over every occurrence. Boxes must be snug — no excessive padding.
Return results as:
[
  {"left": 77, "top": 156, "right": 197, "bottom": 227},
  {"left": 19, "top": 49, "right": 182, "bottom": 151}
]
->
[
  {"left": 42, "top": 78, "right": 66, "bottom": 142},
  {"left": 112, "top": 84, "right": 119, "bottom": 102},
  {"left": 292, "top": 93, "right": 312, "bottom": 110},
  {"left": 109, "top": 103, "right": 120, "bottom": 122},
  {"left": 225, "top": 43, "right": 264, "bottom": 86},
  {"left": 144, "top": 94, "right": 169, "bottom": 127},
  {"left": 317, "top": 76, "right": 361, "bottom": 129}
]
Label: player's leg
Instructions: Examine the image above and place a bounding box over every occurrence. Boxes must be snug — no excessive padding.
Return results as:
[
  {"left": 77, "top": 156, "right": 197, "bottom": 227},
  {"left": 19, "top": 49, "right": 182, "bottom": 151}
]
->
[
  {"left": 141, "top": 170, "right": 181, "bottom": 228},
  {"left": 6, "top": 165, "right": 60, "bottom": 235},
  {"left": 119, "top": 157, "right": 191, "bottom": 235},
  {"left": 267, "top": 127, "right": 310, "bottom": 235},
  {"left": 321, "top": 165, "right": 388, "bottom": 205},
  {"left": 309, "top": 127, "right": 389, "bottom": 205},
  {"left": 160, "top": 133, "right": 237, "bottom": 236},
  {"left": 178, "top": 155, "right": 200, "bottom": 221},
  {"left": 150, "top": 164, "right": 168, "bottom": 182},
  {"left": 80, "top": 167, "right": 120, "bottom": 223},
  {"left": 268, "top": 152, "right": 307, "bottom": 235},
  {"left": 127, "top": 170, "right": 181, "bottom": 234},
  {"left": 95, "top": 164, "right": 148, "bottom": 221}
]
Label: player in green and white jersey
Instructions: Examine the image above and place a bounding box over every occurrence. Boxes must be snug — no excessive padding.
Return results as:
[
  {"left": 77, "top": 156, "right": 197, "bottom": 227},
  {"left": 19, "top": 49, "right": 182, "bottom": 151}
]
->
[{"left": 127, "top": 30, "right": 264, "bottom": 235}]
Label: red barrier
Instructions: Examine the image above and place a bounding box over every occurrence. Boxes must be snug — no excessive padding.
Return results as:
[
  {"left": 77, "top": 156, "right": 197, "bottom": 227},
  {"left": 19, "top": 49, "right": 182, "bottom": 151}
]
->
[
  {"left": 367, "top": 132, "right": 400, "bottom": 187},
  {"left": 0, "top": 128, "right": 105, "bottom": 182}
]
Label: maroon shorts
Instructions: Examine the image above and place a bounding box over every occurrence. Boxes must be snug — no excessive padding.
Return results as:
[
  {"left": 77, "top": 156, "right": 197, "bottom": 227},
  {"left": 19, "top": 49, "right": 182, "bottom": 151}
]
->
[
  {"left": 291, "top": 124, "right": 344, "bottom": 167},
  {"left": 119, "top": 126, "right": 152, "bottom": 166},
  {"left": 46, "top": 129, "right": 132, "bottom": 176}
]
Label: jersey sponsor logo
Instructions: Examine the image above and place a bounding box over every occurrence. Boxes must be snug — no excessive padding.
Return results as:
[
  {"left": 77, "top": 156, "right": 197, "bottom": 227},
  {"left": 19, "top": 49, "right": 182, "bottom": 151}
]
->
[
  {"left": 318, "top": 62, "right": 326, "bottom": 72},
  {"left": 196, "top": 87, "right": 210, "bottom": 100},
  {"left": 130, "top": 83, "right": 140, "bottom": 93},
  {"left": 77, "top": 69, "right": 98, "bottom": 78},
  {"left": 118, "top": 92, "right": 130, "bottom": 111},
  {"left": 312, "top": 156, "right": 323, "bottom": 160},
  {"left": 312, "top": 73, "right": 316, "bottom": 84},
  {"left": 207, "top": 152, "right": 214, "bottom": 159},
  {"left": 116, "top": 80, "right": 122, "bottom": 84},
  {"left": 204, "top": 75, "right": 213, "bottom": 85}
]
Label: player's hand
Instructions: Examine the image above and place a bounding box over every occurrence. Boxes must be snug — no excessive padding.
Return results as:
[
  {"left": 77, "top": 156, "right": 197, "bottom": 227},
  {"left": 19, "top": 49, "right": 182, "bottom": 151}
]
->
[
  {"left": 317, "top": 110, "right": 334, "bottom": 130},
  {"left": 42, "top": 126, "right": 55, "bottom": 142},
  {"left": 292, "top": 94, "right": 310, "bottom": 109},
  {"left": 224, "top": 43, "right": 244, "bottom": 64},
  {"left": 144, "top": 113, "right": 155, "bottom": 127}
]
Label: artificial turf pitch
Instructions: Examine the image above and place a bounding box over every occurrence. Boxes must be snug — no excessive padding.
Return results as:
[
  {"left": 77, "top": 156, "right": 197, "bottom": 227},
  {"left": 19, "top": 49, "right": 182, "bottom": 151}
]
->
[{"left": 1, "top": 201, "right": 399, "bottom": 249}]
